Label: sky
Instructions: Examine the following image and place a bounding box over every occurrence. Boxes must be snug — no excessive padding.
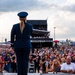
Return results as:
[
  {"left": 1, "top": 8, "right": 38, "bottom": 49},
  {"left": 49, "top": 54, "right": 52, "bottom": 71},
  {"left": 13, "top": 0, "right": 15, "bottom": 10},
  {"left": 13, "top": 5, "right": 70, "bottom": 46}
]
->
[{"left": 0, "top": 0, "right": 75, "bottom": 42}]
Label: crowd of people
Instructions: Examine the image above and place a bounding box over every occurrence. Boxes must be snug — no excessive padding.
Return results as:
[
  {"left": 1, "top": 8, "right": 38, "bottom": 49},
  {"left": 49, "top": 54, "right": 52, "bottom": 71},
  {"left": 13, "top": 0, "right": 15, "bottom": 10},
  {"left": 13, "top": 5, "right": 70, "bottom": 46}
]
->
[
  {"left": 0, "top": 44, "right": 75, "bottom": 74},
  {"left": 0, "top": 46, "right": 16, "bottom": 73}
]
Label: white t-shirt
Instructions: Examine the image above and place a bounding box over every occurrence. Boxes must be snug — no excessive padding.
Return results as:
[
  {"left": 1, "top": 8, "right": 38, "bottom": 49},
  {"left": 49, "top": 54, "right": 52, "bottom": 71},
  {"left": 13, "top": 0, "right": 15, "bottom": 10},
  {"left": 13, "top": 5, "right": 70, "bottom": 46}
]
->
[{"left": 61, "top": 62, "right": 75, "bottom": 71}]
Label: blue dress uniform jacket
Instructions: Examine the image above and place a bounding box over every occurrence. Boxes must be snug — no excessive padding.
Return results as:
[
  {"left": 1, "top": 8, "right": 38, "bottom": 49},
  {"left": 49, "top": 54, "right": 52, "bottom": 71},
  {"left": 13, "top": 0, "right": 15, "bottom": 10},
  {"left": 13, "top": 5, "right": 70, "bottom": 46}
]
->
[
  {"left": 11, "top": 22, "right": 33, "bottom": 75},
  {"left": 11, "top": 22, "right": 32, "bottom": 48}
]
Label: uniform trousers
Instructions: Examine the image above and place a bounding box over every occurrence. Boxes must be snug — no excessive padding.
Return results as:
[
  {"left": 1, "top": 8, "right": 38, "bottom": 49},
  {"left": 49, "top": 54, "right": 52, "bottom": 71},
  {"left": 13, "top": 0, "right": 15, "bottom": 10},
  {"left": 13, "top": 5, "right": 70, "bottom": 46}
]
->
[{"left": 15, "top": 48, "right": 30, "bottom": 75}]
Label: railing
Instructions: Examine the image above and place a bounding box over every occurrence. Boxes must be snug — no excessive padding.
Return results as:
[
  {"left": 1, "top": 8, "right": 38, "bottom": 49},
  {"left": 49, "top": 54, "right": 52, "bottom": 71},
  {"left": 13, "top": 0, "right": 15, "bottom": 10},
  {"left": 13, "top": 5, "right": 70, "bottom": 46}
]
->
[{"left": 30, "top": 38, "right": 53, "bottom": 42}]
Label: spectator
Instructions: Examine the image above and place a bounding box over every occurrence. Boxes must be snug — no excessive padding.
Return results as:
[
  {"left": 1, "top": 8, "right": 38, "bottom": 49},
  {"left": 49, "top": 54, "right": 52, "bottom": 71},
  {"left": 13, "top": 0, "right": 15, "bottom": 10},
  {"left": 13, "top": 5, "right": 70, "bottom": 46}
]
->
[
  {"left": 48, "top": 58, "right": 61, "bottom": 73},
  {"left": 71, "top": 54, "right": 75, "bottom": 63},
  {"left": 4, "top": 53, "right": 11, "bottom": 72},
  {"left": 45, "top": 58, "right": 52, "bottom": 73},
  {"left": 40, "top": 54, "right": 48, "bottom": 73},
  {"left": 33, "top": 52, "right": 40, "bottom": 73},
  {"left": 61, "top": 56, "right": 75, "bottom": 74},
  {"left": 0, "top": 54, "right": 4, "bottom": 73},
  {"left": 60, "top": 57, "right": 66, "bottom": 65},
  {"left": 11, "top": 55, "right": 17, "bottom": 73}
]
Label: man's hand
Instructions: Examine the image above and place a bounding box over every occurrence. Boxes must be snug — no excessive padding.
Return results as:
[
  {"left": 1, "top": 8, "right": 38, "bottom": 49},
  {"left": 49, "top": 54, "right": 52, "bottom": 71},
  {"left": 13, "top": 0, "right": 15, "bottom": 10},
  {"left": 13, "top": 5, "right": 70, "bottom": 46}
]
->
[{"left": 67, "top": 70, "right": 73, "bottom": 74}]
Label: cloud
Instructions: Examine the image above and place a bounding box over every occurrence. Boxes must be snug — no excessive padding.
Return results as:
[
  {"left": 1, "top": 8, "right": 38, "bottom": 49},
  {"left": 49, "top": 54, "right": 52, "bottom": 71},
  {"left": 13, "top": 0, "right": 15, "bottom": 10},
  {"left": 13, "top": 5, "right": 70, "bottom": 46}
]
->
[
  {"left": 0, "top": 0, "right": 75, "bottom": 41},
  {"left": 0, "top": 0, "right": 61, "bottom": 12},
  {"left": 0, "top": 0, "right": 42, "bottom": 12},
  {"left": 0, "top": 0, "right": 75, "bottom": 13},
  {"left": 0, "top": 0, "right": 67, "bottom": 12},
  {"left": 38, "top": 0, "right": 75, "bottom": 13},
  {"left": 48, "top": 10, "right": 75, "bottom": 40},
  {"left": 62, "top": 4, "right": 75, "bottom": 12}
]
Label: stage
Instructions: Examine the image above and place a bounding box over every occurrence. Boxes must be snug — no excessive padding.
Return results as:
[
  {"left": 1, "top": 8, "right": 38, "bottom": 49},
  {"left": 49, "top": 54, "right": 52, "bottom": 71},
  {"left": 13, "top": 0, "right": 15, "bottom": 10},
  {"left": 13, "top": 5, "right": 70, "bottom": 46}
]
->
[
  {"left": 1, "top": 72, "right": 75, "bottom": 75},
  {"left": 1, "top": 73, "right": 40, "bottom": 75}
]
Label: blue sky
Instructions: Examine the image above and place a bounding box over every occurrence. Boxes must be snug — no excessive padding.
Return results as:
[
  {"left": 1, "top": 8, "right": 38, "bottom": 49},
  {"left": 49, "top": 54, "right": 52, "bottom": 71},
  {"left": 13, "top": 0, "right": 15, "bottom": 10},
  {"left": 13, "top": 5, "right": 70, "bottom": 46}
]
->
[{"left": 0, "top": 0, "right": 75, "bottom": 42}]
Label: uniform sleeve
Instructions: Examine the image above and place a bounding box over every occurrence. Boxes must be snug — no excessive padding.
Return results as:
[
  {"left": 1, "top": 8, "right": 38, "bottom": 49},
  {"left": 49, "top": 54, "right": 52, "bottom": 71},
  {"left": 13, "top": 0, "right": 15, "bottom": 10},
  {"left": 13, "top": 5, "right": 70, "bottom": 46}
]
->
[{"left": 10, "top": 25, "right": 16, "bottom": 47}]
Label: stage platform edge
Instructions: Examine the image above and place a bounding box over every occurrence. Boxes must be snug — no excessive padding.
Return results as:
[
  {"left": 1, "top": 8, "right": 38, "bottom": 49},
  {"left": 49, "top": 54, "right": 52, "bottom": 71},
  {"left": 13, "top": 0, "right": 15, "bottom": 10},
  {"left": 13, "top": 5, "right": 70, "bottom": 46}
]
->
[
  {"left": 3, "top": 73, "right": 40, "bottom": 75},
  {"left": 2, "top": 72, "right": 75, "bottom": 75}
]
